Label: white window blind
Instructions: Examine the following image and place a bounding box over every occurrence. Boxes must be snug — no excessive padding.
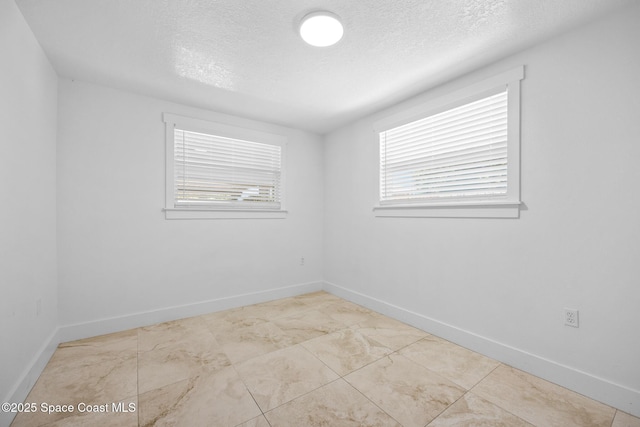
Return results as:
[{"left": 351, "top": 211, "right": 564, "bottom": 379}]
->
[
  {"left": 380, "top": 90, "right": 508, "bottom": 203},
  {"left": 173, "top": 128, "right": 282, "bottom": 209}
]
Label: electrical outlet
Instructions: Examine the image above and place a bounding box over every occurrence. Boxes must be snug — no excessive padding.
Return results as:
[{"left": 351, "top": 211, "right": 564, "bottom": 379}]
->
[
  {"left": 36, "top": 299, "right": 42, "bottom": 316},
  {"left": 300, "top": 257, "right": 305, "bottom": 266},
  {"left": 564, "top": 308, "right": 579, "bottom": 328}
]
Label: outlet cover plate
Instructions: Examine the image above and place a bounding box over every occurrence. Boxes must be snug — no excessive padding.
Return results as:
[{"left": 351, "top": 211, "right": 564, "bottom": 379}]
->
[{"left": 564, "top": 308, "right": 579, "bottom": 328}]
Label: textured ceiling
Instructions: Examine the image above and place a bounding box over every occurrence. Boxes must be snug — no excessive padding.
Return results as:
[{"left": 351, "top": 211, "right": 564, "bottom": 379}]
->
[{"left": 16, "top": 0, "right": 633, "bottom": 134}]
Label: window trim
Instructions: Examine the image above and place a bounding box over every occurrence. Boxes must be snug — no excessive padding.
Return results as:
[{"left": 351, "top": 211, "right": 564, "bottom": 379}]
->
[
  {"left": 163, "top": 113, "right": 287, "bottom": 219},
  {"left": 373, "top": 66, "right": 524, "bottom": 218}
]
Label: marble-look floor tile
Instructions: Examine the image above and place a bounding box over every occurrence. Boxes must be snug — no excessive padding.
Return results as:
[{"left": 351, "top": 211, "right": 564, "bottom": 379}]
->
[
  {"left": 252, "top": 296, "right": 313, "bottom": 320},
  {"left": 473, "top": 365, "right": 616, "bottom": 427},
  {"left": 351, "top": 313, "right": 428, "bottom": 351},
  {"left": 138, "top": 366, "right": 261, "bottom": 427},
  {"left": 612, "top": 411, "right": 640, "bottom": 427},
  {"left": 215, "top": 297, "right": 311, "bottom": 323},
  {"left": 137, "top": 316, "right": 211, "bottom": 352},
  {"left": 137, "top": 326, "right": 230, "bottom": 394},
  {"left": 272, "top": 309, "right": 347, "bottom": 344},
  {"left": 301, "top": 328, "right": 392, "bottom": 376},
  {"left": 427, "top": 392, "right": 534, "bottom": 426},
  {"left": 400, "top": 335, "right": 499, "bottom": 389},
  {"left": 201, "top": 306, "right": 267, "bottom": 335},
  {"left": 47, "top": 329, "right": 138, "bottom": 372},
  {"left": 201, "top": 298, "right": 309, "bottom": 335},
  {"left": 12, "top": 331, "right": 138, "bottom": 427},
  {"left": 292, "top": 291, "right": 344, "bottom": 306},
  {"left": 320, "top": 300, "right": 379, "bottom": 326},
  {"left": 264, "top": 379, "right": 401, "bottom": 427},
  {"left": 235, "top": 344, "right": 339, "bottom": 411},
  {"left": 345, "top": 354, "right": 465, "bottom": 427},
  {"left": 213, "top": 321, "right": 295, "bottom": 364}
]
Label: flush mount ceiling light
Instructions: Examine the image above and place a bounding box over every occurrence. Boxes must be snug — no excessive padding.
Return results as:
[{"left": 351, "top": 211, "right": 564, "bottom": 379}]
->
[{"left": 299, "top": 11, "right": 344, "bottom": 47}]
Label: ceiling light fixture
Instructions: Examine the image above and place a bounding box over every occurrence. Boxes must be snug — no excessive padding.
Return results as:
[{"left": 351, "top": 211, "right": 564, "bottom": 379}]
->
[{"left": 299, "top": 11, "right": 344, "bottom": 47}]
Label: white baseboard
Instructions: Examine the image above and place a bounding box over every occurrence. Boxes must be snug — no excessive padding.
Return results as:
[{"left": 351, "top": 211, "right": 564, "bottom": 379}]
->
[
  {"left": 1, "top": 328, "right": 60, "bottom": 427},
  {"left": 59, "top": 281, "right": 324, "bottom": 343},
  {"left": 323, "top": 281, "right": 640, "bottom": 418}
]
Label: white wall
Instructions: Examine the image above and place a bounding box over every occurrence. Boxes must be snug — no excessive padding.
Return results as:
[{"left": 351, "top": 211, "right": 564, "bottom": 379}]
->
[
  {"left": 0, "top": 0, "right": 58, "bottom": 414},
  {"left": 57, "top": 79, "right": 324, "bottom": 334},
  {"left": 324, "top": 3, "right": 640, "bottom": 415}
]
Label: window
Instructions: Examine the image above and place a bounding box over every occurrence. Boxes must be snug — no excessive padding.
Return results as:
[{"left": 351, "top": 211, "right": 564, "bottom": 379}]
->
[
  {"left": 163, "top": 114, "right": 287, "bottom": 219},
  {"left": 374, "top": 66, "right": 524, "bottom": 218}
]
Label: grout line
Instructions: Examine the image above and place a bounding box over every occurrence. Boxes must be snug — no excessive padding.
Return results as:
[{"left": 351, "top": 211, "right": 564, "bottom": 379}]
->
[
  {"left": 425, "top": 390, "right": 468, "bottom": 426},
  {"left": 229, "top": 363, "right": 266, "bottom": 418},
  {"left": 246, "top": 388, "right": 264, "bottom": 418},
  {"left": 260, "top": 377, "right": 344, "bottom": 414},
  {"left": 261, "top": 413, "right": 274, "bottom": 427},
  {"left": 469, "top": 362, "right": 502, "bottom": 392},
  {"left": 342, "top": 376, "right": 405, "bottom": 426},
  {"left": 297, "top": 344, "right": 342, "bottom": 379},
  {"left": 467, "top": 364, "right": 544, "bottom": 427},
  {"left": 343, "top": 351, "right": 470, "bottom": 427}
]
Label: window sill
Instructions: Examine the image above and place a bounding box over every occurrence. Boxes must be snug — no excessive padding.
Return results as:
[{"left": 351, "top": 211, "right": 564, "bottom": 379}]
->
[
  {"left": 373, "top": 200, "right": 521, "bottom": 218},
  {"left": 164, "top": 208, "right": 288, "bottom": 220}
]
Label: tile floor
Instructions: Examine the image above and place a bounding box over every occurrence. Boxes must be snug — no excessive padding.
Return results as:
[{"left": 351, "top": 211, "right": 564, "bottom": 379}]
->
[{"left": 11, "top": 291, "right": 640, "bottom": 427}]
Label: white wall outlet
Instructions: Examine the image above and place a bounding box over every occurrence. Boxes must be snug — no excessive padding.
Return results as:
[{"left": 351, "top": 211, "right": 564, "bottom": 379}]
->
[
  {"left": 36, "top": 298, "right": 42, "bottom": 316},
  {"left": 300, "top": 257, "right": 305, "bottom": 266},
  {"left": 564, "top": 308, "right": 579, "bottom": 328}
]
